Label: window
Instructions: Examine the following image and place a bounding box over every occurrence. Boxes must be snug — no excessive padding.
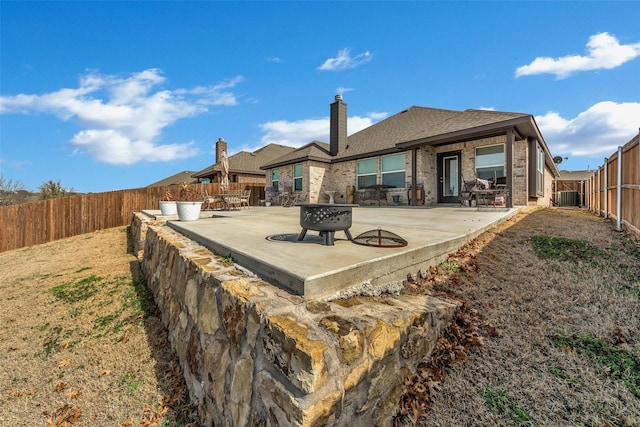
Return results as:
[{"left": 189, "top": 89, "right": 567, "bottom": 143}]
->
[
  {"left": 271, "top": 168, "right": 279, "bottom": 190},
  {"left": 537, "top": 144, "right": 544, "bottom": 192},
  {"left": 529, "top": 141, "right": 545, "bottom": 197},
  {"left": 357, "top": 158, "right": 377, "bottom": 189},
  {"left": 293, "top": 164, "right": 303, "bottom": 191},
  {"left": 381, "top": 153, "right": 406, "bottom": 188},
  {"left": 475, "top": 144, "right": 505, "bottom": 181}
]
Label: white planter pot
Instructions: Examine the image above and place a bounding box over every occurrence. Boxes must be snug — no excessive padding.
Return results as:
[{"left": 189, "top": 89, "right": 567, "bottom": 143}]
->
[
  {"left": 159, "top": 201, "right": 177, "bottom": 215},
  {"left": 176, "top": 201, "right": 202, "bottom": 221}
]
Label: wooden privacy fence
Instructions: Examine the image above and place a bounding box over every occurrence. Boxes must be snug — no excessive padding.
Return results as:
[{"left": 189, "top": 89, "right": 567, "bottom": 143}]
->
[
  {"left": 586, "top": 133, "right": 640, "bottom": 239},
  {"left": 0, "top": 183, "right": 264, "bottom": 253}
]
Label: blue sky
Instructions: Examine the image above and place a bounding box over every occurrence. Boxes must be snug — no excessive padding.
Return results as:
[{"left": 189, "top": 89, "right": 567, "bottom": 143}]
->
[{"left": 1, "top": 1, "right": 639, "bottom": 193}]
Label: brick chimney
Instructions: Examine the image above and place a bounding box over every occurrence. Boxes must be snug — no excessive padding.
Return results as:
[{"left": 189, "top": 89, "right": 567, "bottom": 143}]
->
[
  {"left": 329, "top": 94, "right": 347, "bottom": 156},
  {"left": 215, "top": 137, "right": 227, "bottom": 164}
]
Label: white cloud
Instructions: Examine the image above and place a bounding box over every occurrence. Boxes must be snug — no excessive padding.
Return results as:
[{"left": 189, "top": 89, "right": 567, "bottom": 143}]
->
[
  {"left": 537, "top": 101, "right": 640, "bottom": 157},
  {"left": 0, "top": 69, "right": 243, "bottom": 164},
  {"left": 318, "top": 48, "right": 373, "bottom": 71},
  {"left": 516, "top": 32, "right": 640, "bottom": 78},
  {"left": 70, "top": 130, "right": 198, "bottom": 165},
  {"left": 257, "top": 112, "right": 387, "bottom": 148}
]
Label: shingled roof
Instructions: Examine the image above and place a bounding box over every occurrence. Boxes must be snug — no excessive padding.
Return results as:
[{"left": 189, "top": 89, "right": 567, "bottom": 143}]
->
[
  {"left": 263, "top": 106, "right": 540, "bottom": 167},
  {"left": 147, "top": 171, "right": 199, "bottom": 187},
  {"left": 192, "top": 143, "right": 295, "bottom": 178},
  {"left": 337, "top": 107, "right": 531, "bottom": 160},
  {"left": 261, "top": 141, "right": 332, "bottom": 169}
]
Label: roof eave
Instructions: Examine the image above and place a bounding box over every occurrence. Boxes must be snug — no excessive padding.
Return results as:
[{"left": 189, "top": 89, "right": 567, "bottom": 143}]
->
[
  {"left": 261, "top": 155, "right": 332, "bottom": 170},
  {"left": 396, "top": 116, "right": 531, "bottom": 150}
]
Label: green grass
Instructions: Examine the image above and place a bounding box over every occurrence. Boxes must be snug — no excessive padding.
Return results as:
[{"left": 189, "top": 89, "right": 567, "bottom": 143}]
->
[
  {"left": 93, "top": 276, "right": 155, "bottom": 338},
  {"left": 553, "top": 332, "right": 640, "bottom": 398},
  {"left": 441, "top": 260, "right": 460, "bottom": 271},
  {"left": 530, "top": 235, "right": 606, "bottom": 263},
  {"left": 547, "top": 365, "right": 569, "bottom": 380},
  {"left": 480, "top": 387, "right": 535, "bottom": 425},
  {"left": 50, "top": 275, "right": 102, "bottom": 303}
]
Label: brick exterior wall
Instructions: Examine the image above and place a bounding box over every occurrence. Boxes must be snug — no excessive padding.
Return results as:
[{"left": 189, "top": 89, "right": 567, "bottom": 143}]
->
[{"left": 265, "top": 133, "right": 554, "bottom": 207}]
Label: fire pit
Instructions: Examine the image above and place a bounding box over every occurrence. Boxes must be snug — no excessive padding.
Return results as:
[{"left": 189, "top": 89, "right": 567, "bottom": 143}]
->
[{"left": 297, "top": 203, "right": 357, "bottom": 246}]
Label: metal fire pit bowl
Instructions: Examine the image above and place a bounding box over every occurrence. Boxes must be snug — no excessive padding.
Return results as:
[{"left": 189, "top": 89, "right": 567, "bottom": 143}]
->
[{"left": 297, "top": 203, "right": 357, "bottom": 246}]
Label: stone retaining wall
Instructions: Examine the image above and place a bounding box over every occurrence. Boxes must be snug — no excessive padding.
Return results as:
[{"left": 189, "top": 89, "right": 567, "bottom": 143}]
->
[{"left": 132, "top": 213, "right": 456, "bottom": 426}]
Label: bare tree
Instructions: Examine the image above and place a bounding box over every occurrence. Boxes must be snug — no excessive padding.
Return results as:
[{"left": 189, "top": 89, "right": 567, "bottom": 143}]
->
[{"left": 0, "top": 174, "right": 26, "bottom": 206}]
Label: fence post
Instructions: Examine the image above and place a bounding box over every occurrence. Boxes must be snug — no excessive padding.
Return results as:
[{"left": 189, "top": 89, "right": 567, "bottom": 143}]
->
[
  {"left": 616, "top": 146, "right": 623, "bottom": 230},
  {"left": 603, "top": 157, "right": 608, "bottom": 218}
]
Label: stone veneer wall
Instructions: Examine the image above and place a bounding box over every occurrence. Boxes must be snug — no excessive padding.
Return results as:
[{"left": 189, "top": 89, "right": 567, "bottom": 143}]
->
[{"left": 131, "top": 213, "right": 457, "bottom": 427}]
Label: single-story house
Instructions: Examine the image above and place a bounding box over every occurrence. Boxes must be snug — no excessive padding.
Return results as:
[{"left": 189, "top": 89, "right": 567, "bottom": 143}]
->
[
  {"left": 261, "top": 95, "right": 560, "bottom": 207},
  {"left": 192, "top": 138, "right": 296, "bottom": 186}
]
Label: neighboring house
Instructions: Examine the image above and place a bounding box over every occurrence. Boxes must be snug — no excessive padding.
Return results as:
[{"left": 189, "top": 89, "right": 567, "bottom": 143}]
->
[
  {"left": 262, "top": 95, "right": 560, "bottom": 207},
  {"left": 147, "top": 171, "right": 199, "bottom": 187},
  {"left": 554, "top": 169, "right": 593, "bottom": 207},
  {"left": 192, "top": 138, "right": 296, "bottom": 186}
]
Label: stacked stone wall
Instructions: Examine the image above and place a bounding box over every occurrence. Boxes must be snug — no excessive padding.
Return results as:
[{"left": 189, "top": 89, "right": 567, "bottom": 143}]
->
[{"left": 132, "top": 213, "right": 456, "bottom": 426}]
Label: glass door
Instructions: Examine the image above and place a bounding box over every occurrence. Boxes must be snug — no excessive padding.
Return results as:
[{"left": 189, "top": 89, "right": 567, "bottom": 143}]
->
[{"left": 437, "top": 151, "right": 460, "bottom": 203}]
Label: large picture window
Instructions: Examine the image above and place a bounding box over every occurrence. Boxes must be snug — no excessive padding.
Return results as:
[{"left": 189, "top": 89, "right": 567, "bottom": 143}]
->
[
  {"left": 381, "top": 153, "right": 406, "bottom": 188},
  {"left": 475, "top": 144, "right": 504, "bottom": 181},
  {"left": 271, "top": 168, "right": 279, "bottom": 190},
  {"left": 357, "top": 158, "right": 377, "bottom": 189},
  {"left": 293, "top": 163, "right": 303, "bottom": 191}
]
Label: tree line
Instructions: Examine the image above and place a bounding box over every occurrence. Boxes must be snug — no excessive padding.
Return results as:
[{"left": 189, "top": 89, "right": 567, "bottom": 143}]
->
[{"left": 0, "top": 174, "right": 77, "bottom": 206}]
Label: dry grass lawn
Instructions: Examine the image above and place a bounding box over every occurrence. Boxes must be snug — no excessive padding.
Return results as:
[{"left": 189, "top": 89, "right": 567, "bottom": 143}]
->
[
  {"left": 0, "top": 228, "right": 197, "bottom": 426},
  {"left": 0, "top": 208, "right": 638, "bottom": 426}
]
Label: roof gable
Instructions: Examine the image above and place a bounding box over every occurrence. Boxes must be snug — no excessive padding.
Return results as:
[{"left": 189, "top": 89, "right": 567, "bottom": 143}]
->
[
  {"left": 193, "top": 143, "right": 296, "bottom": 178},
  {"left": 261, "top": 141, "right": 331, "bottom": 169}
]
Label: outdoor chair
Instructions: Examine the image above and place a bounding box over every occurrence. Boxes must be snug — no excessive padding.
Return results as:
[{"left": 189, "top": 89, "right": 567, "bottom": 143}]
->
[
  {"left": 282, "top": 192, "right": 307, "bottom": 207},
  {"left": 240, "top": 189, "right": 251, "bottom": 208},
  {"left": 224, "top": 192, "right": 242, "bottom": 210},
  {"left": 459, "top": 181, "right": 477, "bottom": 206},
  {"left": 265, "top": 186, "right": 276, "bottom": 204},
  {"left": 203, "top": 190, "right": 223, "bottom": 210}
]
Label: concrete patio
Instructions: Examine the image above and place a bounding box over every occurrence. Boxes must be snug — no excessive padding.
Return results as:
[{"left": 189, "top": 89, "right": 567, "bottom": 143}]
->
[{"left": 144, "top": 205, "right": 518, "bottom": 300}]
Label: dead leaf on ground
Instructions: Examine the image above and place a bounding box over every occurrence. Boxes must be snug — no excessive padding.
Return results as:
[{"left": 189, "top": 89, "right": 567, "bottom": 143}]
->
[
  {"left": 58, "top": 359, "right": 71, "bottom": 368},
  {"left": 66, "top": 389, "right": 81, "bottom": 399}
]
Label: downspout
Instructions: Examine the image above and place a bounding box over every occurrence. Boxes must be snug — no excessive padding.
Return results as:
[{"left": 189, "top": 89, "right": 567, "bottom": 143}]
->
[
  {"left": 411, "top": 148, "right": 418, "bottom": 206},
  {"left": 506, "top": 129, "right": 513, "bottom": 208},
  {"left": 603, "top": 158, "right": 608, "bottom": 219},
  {"left": 616, "top": 146, "right": 623, "bottom": 230}
]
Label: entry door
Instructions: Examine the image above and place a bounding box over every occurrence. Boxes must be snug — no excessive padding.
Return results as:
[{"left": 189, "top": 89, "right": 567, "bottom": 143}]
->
[{"left": 437, "top": 151, "right": 460, "bottom": 203}]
